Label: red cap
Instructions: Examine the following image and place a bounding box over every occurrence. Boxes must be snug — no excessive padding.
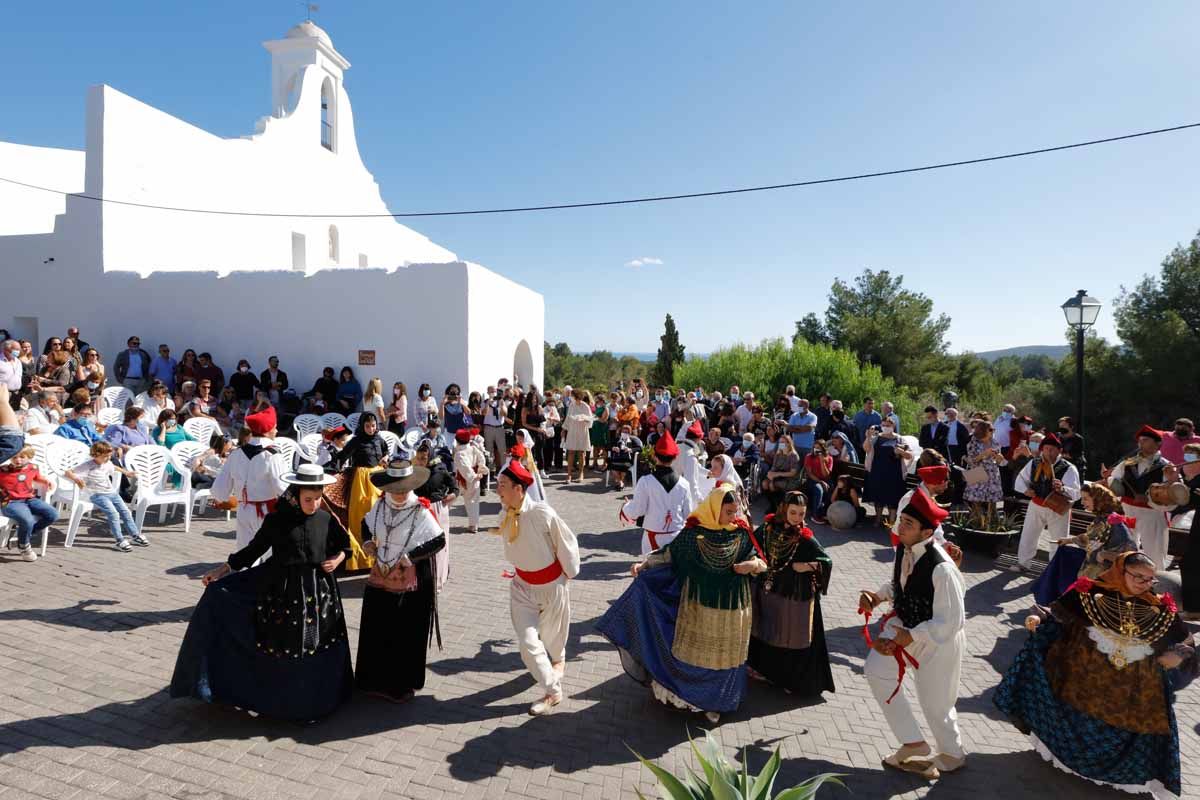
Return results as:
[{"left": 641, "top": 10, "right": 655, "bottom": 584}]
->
[
  {"left": 455, "top": 427, "right": 476, "bottom": 443},
  {"left": 916, "top": 465, "right": 949, "bottom": 484},
  {"left": 685, "top": 420, "right": 704, "bottom": 439},
  {"left": 1135, "top": 425, "right": 1163, "bottom": 443},
  {"left": 901, "top": 487, "right": 949, "bottom": 529},
  {"left": 244, "top": 405, "right": 277, "bottom": 437},
  {"left": 501, "top": 459, "right": 534, "bottom": 488},
  {"left": 1040, "top": 433, "right": 1063, "bottom": 449},
  {"left": 654, "top": 432, "right": 679, "bottom": 458},
  {"left": 510, "top": 442, "right": 527, "bottom": 458}
]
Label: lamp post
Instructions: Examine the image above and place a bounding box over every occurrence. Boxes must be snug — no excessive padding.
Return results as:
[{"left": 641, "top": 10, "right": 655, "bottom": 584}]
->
[{"left": 1060, "top": 289, "right": 1102, "bottom": 462}]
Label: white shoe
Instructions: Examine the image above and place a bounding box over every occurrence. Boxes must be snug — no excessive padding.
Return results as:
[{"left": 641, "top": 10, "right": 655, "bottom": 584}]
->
[
  {"left": 1008, "top": 563, "right": 1026, "bottom": 573},
  {"left": 933, "top": 753, "right": 966, "bottom": 773},
  {"left": 529, "top": 693, "right": 562, "bottom": 716},
  {"left": 19, "top": 546, "right": 37, "bottom": 562},
  {"left": 704, "top": 711, "right": 721, "bottom": 724}
]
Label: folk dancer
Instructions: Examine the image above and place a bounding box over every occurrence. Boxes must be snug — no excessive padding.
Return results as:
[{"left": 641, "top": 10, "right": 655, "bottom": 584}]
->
[
  {"left": 858, "top": 489, "right": 967, "bottom": 779},
  {"left": 491, "top": 459, "right": 580, "bottom": 715},
  {"left": 211, "top": 405, "right": 287, "bottom": 562},
  {"left": 453, "top": 427, "right": 487, "bottom": 533},
  {"left": 674, "top": 420, "right": 708, "bottom": 509},
  {"left": 1011, "top": 433, "right": 1082, "bottom": 574},
  {"left": 894, "top": 461, "right": 963, "bottom": 566},
  {"left": 1105, "top": 425, "right": 1173, "bottom": 570},
  {"left": 620, "top": 432, "right": 694, "bottom": 555}
]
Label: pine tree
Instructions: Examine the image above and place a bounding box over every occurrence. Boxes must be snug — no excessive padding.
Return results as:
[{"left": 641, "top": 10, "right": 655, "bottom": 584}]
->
[{"left": 653, "top": 314, "right": 686, "bottom": 386}]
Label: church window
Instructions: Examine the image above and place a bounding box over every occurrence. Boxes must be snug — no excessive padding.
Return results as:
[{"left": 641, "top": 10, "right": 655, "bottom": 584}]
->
[
  {"left": 320, "top": 78, "right": 335, "bottom": 151},
  {"left": 328, "top": 225, "right": 340, "bottom": 263},
  {"left": 358, "top": 253, "right": 368, "bottom": 267}
]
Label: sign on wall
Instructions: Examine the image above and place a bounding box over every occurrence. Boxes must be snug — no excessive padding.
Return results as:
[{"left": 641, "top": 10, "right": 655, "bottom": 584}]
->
[{"left": 357, "top": 349, "right": 375, "bottom": 366}]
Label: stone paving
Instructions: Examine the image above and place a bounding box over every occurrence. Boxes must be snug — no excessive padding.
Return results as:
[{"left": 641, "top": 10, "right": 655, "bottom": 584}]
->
[{"left": 0, "top": 471, "right": 1195, "bottom": 800}]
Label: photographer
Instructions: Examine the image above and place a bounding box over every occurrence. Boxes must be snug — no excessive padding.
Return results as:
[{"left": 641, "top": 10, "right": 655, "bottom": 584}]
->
[{"left": 863, "top": 421, "right": 912, "bottom": 528}]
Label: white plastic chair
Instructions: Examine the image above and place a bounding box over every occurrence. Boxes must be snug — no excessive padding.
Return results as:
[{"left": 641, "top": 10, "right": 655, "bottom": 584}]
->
[
  {"left": 97, "top": 407, "right": 124, "bottom": 428},
  {"left": 344, "top": 413, "right": 362, "bottom": 434},
  {"left": 272, "top": 437, "right": 299, "bottom": 472},
  {"left": 3, "top": 439, "right": 84, "bottom": 555},
  {"left": 293, "top": 414, "right": 322, "bottom": 438},
  {"left": 171, "top": 441, "right": 231, "bottom": 522},
  {"left": 126, "top": 444, "right": 192, "bottom": 533},
  {"left": 378, "top": 430, "right": 401, "bottom": 459},
  {"left": 182, "top": 417, "right": 219, "bottom": 447},
  {"left": 606, "top": 452, "right": 638, "bottom": 488},
  {"left": 101, "top": 386, "right": 132, "bottom": 410},
  {"left": 25, "top": 433, "right": 62, "bottom": 498},
  {"left": 54, "top": 441, "right": 119, "bottom": 549},
  {"left": 320, "top": 412, "right": 346, "bottom": 430},
  {"left": 297, "top": 433, "right": 322, "bottom": 463}
]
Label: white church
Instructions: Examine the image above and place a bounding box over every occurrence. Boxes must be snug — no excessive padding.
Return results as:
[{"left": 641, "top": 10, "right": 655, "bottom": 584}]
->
[{"left": 0, "top": 20, "right": 543, "bottom": 401}]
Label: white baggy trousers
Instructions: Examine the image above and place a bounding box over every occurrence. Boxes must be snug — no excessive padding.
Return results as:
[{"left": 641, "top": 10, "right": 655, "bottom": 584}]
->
[{"left": 510, "top": 574, "right": 569, "bottom": 697}]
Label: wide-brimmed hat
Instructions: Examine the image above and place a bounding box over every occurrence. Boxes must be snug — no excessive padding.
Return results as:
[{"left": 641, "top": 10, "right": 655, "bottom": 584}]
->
[
  {"left": 370, "top": 459, "right": 431, "bottom": 493},
  {"left": 283, "top": 463, "right": 337, "bottom": 487}
]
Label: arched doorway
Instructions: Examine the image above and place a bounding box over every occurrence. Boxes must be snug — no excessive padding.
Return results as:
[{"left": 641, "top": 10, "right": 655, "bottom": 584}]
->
[{"left": 513, "top": 339, "right": 533, "bottom": 388}]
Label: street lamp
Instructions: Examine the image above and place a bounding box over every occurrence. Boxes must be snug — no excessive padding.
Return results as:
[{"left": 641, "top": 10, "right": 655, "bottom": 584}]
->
[{"left": 1061, "top": 289, "right": 1102, "bottom": 460}]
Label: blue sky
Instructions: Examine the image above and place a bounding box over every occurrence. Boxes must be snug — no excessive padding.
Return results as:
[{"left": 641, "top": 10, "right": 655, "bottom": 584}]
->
[{"left": 5, "top": 2, "right": 1199, "bottom": 355}]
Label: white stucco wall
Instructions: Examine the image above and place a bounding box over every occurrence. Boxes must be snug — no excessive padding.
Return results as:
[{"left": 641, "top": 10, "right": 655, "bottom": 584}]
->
[{"left": 0, "top": 143, "right": 84, "bottom": 236}]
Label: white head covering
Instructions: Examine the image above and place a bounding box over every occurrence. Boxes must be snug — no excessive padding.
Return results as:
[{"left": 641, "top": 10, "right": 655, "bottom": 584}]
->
[
  {"left": 708, "top": 453, "right": 743, "bottom": 490},
  {"left": 516, "top": 429, "right": 535, "bottom": 449}
]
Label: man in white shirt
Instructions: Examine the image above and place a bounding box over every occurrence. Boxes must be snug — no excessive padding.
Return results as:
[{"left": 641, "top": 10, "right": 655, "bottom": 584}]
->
[
  {"left": 211, "top": 406, "right": 287, "bottom": 560},
  {"left": 481, "top": 392, "right": 509, "bottom": 470},
  {"left": 992, "top": 405, "right": 1016, "bottom": 454},
  {"left": 453, "top": 427, "right": 488, "bottom": 533},
  {"left": 785, "top": 385, "right": 801, "bottom": 414},
  {"left": 1105, "top": 425, "right": 1174, "bottom": 570},
  {"left": 733, "top": 392, "right": 755, "bottom": 433},
  {"left": 23, "top": 391, "right": 62, "bottom": 435},
  {"left": 1010, "top": 434, "right": 1081, "bottom": 573},
  {"left": 620, "top": 433, "right": 693, "bottom": 554},
  {"left": 0, "top": 340, "right": 21, "bottom": 394},
  {"left": 859, "top": 489, "right": 966, "bottom": 779}
]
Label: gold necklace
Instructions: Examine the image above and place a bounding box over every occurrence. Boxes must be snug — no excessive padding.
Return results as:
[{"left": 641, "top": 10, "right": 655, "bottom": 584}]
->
[
  {"left": 1079, "top": 591, "right": 1174, "bottom": 669},
  {"left": 763, "top": 529, "right": 802, "bottom": 592},
  {"left": 695, "top": 530, "right": 743, "bottom": 570}
]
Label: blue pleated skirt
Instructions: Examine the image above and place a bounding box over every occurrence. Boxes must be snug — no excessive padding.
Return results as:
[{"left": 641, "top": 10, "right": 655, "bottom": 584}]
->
[{"left": 1032, "top": 546, "right": 1086, "bottom": 606}]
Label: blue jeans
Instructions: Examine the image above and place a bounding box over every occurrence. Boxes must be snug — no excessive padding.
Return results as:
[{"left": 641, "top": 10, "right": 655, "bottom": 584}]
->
[
  {"left": 0, "top": 425, "right": 24, "bottom": 466},
  {"left": 90, "top": 492, "right": 138, "bottom": 543},
  {"left": 805, "top": 478, "right": 828, "bottom": 516},
  {"left": 2, "top": 498, "right": 58, "bottom": 548}
]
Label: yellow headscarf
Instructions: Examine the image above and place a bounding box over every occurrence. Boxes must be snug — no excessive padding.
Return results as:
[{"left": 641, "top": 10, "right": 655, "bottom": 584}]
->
[{"left": 688, "top": 483, "right": 740, "bottom": 531}]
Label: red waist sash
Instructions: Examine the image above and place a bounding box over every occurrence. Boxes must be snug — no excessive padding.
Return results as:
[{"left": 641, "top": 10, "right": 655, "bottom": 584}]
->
[
  {"left": 515, "top": 560, "right": 564, "bottom": 585},
  {"left": 1121, "top": 496, "right": 1150, "bottom": 509}
]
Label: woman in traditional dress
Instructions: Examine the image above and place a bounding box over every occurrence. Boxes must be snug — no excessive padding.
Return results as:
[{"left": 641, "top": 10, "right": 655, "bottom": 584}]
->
[
  {"left": 513, "top": 431, "right": 546, "bottom": 502},
  {"left": 747, "top": 492, "right": 835, "bottom": 696},
  {"left": 994, "top": 552, "right": 1197, "bottom": 799},
  {"left": 1035, "top": 482, "right": 1137, "bottom": 604},
  {"left": 170, "top": 465, "right": 353, "bottom": 722},
  {"left": 355, "top": 460, "right": 446, "bottom": 704},
  {"left": 596, "top": 483, "right": 767, "bottom": 723},
  {"left": 330, "top": 412, "right": 387, "bottom": 570}
]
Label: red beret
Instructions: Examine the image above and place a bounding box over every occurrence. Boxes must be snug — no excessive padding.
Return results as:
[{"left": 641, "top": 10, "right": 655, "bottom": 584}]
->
[
  {"left": 1135, "top": 425, "right": 1163, "bottom": 442},
  {"left": 501, "top": 459, "right": 534, "bottom": 488},
  {"left": 1040, "top": 433, "right": 1062, "bottom": 449},
  {"left": 455, "top": 427, "right": 474, "bottom": 443},
  {"left": 901, "top": 486, "right": 949, "bottom": 529},
  {"left": 510, "top": 442, "right": 527, "bottom": 458},
  {"left": 916, "top": 465, "right": 949, "bottom": 484},
  {"left": 245, "top": 405, "right": 277, "bottom": 436},
  {"left": 654, "top": 432, "right": 679, "bottom": 458},
  {"left": 685, "top": 420, "right": 704, "bottom": 439}
]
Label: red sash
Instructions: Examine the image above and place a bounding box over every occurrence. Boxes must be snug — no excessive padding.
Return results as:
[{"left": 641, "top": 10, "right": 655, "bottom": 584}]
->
[
  {"left": 515, "top": 560, "right": 564, "bottom": 585},
  {"left": 1121, "top": 496, "right": 1150, "bottom": 509},
  {"left": 860, "top": 609, "right": 920, "bottom": 704},
  {"left": 241, "top": 490, "right": 277, "bottom": 518},
  {"left": 646, "top": 531, "right": 662, "bottom": 550}
]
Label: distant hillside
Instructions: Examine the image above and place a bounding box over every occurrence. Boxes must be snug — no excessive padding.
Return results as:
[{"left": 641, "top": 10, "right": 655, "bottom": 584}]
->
[{"left": 971, "top": 345, "right": 1069, "bottom": 363}]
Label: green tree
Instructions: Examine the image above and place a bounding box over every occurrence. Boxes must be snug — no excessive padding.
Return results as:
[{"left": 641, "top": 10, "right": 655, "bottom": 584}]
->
[
  {"left": 823, "top": 269, "right": 951, "bottom": 390},
  {"left": 793, "top": 312, "right": 831, "bottom": 346},
  {"left": 653, "top": 314, "right": 686, "bottom": 386}
]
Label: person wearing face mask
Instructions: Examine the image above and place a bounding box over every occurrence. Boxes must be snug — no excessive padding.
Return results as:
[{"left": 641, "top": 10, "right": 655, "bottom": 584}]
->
[
  {"left": 228, "top": 359, "right": 261, "bottom": 406},
  {"left": 1056, "top": 417, "right": 1086, "bottom": 476},
  {"left": 864, "top": 421, "right": 913, "bottom": 528},
  {"left": 786, "top": 398, "right": 818, "bottom": 461},
  {"left": 652, "top": 389, "right": 670, "bottom": 423},
  {"left": 413, "top": 382, "right": 438, "bottom": 431},
  {"left": 993, "top": 404, "right": 1017, "bottom": 454},
  {"left": 605, "top": 425, "right": 637, "bottom": 491},
  {"left": 387, "top": 382, "right": 408, "bottom": 435},
  {"left": 1160, "top": 417, "right": 1200, "bottom": 466}
]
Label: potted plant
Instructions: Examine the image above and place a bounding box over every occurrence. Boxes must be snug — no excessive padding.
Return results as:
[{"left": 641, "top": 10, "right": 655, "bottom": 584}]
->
[
  {"left": 943, "top": 505, "right": 1023, "bottom": 557},
  {"left": 630, "top": 730, "right": 845, "bottom": 800}
]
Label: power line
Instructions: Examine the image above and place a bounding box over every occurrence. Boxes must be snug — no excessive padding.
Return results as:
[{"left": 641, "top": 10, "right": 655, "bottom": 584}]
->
[{"left": 2, "top": 121, "right": 1198, "bottom": 219}]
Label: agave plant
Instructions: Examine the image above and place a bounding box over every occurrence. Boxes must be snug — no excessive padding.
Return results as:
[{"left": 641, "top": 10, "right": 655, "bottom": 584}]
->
[{"left": 630, "top": 730, "right": 845, "bottom": 800}]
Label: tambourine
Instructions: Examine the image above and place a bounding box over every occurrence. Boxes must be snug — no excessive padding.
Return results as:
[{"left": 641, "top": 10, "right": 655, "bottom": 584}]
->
[
  {"left": 1148, "top": 481, "right": 1190, "bottom": 507},
  {"left": 210, "top": 498, "right": 239, "bottom": 511}
]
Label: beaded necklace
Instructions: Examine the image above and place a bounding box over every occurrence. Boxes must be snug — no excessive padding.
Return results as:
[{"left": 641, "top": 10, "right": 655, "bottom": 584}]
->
[
  {"left": 1079, "top": 591, "right": 1174, "bottom": 669},
  {"left": 763, "top": 528, "right": 802, "bottom": 592},
  {"left": 695, "top": 530, "right": 743, "bottom": 570}
]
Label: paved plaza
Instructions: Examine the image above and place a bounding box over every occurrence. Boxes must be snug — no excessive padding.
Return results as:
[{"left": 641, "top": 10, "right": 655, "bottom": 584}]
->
[{"left": 0, "top": 475, "right": 1195, "bottom": 800}]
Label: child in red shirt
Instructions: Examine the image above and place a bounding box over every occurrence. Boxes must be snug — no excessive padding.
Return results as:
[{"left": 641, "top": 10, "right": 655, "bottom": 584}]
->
[{"left": 0, "top": 446, "right": 58, "bottom": 561}]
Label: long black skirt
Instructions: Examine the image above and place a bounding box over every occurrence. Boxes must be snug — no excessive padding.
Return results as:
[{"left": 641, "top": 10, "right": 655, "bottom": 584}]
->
[
  {"left": 355, "top": 574, "right": 435, "bottom": 698},
  {"left": 169, "top": 567, "right": 353, "bottom": 721},
  {"left": 747, "top": 595, "right": 835, "bottom": 696}
]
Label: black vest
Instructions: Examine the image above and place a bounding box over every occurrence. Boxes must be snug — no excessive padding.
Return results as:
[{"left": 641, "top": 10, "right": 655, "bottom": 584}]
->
[
  {"left": 1029, "top": 458, "right": 1071, "bottom": 499},
  {"left": 892, "top": 543, "right": 948, "bottom": 629},
  {"left": 1120, "top": 455, "right": 1167, "bottom": 498}
]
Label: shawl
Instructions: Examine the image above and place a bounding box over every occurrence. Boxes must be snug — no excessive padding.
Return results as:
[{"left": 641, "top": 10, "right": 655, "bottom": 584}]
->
[
  {"left": 667, "top": 525, "right": 755, "bottom": 610},
  {"left": 1090, "top": 550, "right": 1169, "bottom": 608},
  {"left": 686, "top": 483, "right": 744, "bottom": 531}
]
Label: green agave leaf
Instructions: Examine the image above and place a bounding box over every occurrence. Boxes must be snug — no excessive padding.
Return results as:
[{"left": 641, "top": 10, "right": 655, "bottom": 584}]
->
[
  {"left": 739, "top": 746, "right": 750, "bottom": 797},
  {"left": 688, "top": 729, "right": 720, "bottom": 789},
  {"left": 627, "top": 746, "right": 701, "bottom": 800},
  {"left": 708, "top": 767, "right": 741, "bottom": 800},
  {"left": 772, "top": 773, "right": 847, "bottom": 800},
  {"left": 749, "top": 746, "right": 782, "bottom": 800}
]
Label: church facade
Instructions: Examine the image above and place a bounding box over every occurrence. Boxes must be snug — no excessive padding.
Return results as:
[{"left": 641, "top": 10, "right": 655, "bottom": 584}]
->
[{"left": 0, "top": 21, "right": 543, "bottom": 399}]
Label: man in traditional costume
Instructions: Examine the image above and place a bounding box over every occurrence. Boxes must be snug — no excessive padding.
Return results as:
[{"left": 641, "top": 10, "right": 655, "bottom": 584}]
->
[
  {"left": 453, "top": 427, "right": 487, "bottom": 533},
  {"left": 492, "top": 459, "right": 580, "bottom": 715},
  {"left": 211, "top": 405, "right": 287, "bottom": 561},
  {"left": 1106, "top": 425, "right": 1173, "bottom": 570},
  {"left": 674, "top": 420, "right": 707, "bottom": 509},
  {"left": 1011, "top": 433, "right": 1082, "bottom": 574},
  {"left": 620, "top": 432, "right": 694, "bottom": 555},
  {"left": 858, "top": 489, "right": 967, "bottom": 779},
  {"left": 894, "top": 461, "right": 961, "bottom": 561}
]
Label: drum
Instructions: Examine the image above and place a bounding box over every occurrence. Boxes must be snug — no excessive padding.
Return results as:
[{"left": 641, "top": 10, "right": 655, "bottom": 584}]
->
[{"left": 1149, "top": 481, "right": 1190, "bottom": 507}]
